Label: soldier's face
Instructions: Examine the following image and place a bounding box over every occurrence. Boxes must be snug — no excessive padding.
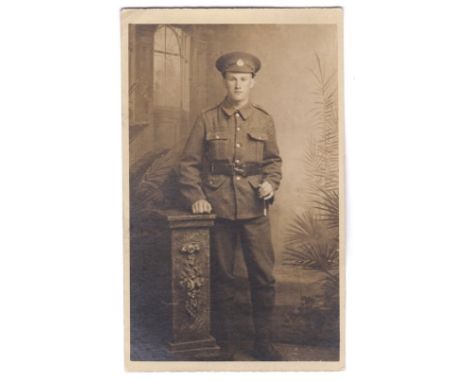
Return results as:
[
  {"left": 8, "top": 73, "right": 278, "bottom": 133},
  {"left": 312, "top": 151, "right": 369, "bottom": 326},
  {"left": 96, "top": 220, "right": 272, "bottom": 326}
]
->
[{"left": 223, "top": 72, "right": 255, "bottom": 103}]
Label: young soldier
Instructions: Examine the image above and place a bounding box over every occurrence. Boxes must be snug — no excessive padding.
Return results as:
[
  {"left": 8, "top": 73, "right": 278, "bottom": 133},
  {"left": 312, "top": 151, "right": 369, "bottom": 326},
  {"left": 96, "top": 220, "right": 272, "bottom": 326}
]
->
[{"left": 179, "top": 52, "right": 282, "bottom": 360}]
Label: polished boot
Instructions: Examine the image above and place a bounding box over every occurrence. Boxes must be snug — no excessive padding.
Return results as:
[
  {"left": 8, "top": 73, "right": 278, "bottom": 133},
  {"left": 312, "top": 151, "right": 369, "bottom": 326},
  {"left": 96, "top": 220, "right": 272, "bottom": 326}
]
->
[
  {"left": 252, "top": 340, "right": 283, "bottom": 361},
  {"left": 251, "top": 324, "right": 282, "bottom": 361},
  {"left": 251, "top": 289, "right": 282, "bottom": 361}
]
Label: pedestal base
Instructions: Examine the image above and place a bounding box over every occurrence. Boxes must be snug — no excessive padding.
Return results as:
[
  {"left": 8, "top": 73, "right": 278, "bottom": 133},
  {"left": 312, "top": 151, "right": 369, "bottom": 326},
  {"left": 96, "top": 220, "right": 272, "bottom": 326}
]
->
[{"left": 167, "top": 336, "right": 220, "bottom": 358}]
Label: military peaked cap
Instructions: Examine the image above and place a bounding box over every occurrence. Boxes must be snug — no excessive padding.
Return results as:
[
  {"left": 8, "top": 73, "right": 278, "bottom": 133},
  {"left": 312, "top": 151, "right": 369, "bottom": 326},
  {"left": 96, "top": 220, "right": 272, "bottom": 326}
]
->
[{"left": 215, "top": 51, "right": 261, "bottom": 74}]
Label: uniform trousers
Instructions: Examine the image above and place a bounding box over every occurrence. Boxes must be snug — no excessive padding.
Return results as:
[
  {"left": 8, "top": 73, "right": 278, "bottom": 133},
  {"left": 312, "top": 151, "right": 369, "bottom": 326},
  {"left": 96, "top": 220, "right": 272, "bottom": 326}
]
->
[{"left": 210, "top": 215, "right": 276, "bottom": 345}]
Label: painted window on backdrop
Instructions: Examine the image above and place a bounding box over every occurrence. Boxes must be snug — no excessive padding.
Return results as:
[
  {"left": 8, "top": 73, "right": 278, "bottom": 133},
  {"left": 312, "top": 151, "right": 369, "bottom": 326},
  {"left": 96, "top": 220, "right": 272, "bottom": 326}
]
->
[{"left": 153, "top": 25, "right": 190, "bottom": 113}]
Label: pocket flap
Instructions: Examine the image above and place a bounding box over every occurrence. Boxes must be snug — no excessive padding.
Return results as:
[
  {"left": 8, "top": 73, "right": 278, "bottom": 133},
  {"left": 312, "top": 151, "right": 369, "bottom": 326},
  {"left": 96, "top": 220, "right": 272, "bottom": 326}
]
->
[
  {"left": 203, "top": 174, "right": 227, "bottom": 189},
  {"left": 247, "top": 130, "right": 268, "bottom": 141},
  {"left": 206, "top": 131, "right": 228, "bottom": 140},
  {"left": 247, "top": 175, "right": 263, "bottom": 189}
]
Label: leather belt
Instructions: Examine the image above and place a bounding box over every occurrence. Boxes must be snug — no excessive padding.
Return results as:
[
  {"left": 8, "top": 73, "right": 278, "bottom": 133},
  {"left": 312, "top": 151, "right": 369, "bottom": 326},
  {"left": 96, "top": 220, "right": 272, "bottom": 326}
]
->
[{"left": 210, "top": 161, "right": 262, "bottom": 177}]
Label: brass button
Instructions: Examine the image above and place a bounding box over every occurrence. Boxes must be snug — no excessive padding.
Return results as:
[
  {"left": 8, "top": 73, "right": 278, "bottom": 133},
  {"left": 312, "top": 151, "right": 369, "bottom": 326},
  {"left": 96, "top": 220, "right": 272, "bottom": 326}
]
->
[
  {"left": 236, "top": 176, "right": 241, "bottom": 180},
  {"left": 236, "top": 127, "right": 240, "bottom": 131},
  {"left": 235, "top": 159, "right": 240, "bottom": 164},
  {"left": 236, "top": 143, "right": 240, "bottom": 148}
]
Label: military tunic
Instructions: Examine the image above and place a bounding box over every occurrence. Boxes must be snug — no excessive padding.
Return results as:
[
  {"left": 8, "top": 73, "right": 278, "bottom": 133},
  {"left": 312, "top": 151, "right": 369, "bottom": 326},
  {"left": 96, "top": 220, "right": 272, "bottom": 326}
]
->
[
  {"left": 179, "top": 97, "right": 282, "bottom": 220},
  {"left": 179, "top": 96, "right": 282, "bottom": 353}
]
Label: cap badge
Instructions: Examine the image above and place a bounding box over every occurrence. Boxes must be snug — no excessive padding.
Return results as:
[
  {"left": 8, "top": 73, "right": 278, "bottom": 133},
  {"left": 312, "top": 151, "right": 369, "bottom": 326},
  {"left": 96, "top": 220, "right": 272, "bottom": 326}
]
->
[{"left": 236, "top": 59, "right": 245, "bottom": 67}]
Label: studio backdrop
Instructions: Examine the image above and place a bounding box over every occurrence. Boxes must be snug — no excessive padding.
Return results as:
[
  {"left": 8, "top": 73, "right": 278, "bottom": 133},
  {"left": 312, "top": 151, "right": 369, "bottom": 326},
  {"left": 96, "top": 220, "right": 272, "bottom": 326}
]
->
[{"left": 122, "top": 8, "right": 344, "bottom": 371}]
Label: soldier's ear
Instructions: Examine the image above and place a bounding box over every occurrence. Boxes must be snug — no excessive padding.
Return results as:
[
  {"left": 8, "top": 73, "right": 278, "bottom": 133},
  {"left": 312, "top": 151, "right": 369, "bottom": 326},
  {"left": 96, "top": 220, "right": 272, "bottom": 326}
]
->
[
  {"left": 221, "top": 73, "right": 228, "bottom": 88},
  {"left": 249, "top": 76, "right": 256, "bottom": 89}
]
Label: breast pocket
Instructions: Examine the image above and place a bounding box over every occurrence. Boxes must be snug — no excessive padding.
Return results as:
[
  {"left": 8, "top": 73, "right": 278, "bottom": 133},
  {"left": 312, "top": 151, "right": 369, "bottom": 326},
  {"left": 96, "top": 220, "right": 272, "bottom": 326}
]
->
[
  {"left": 206, "top": 131, "right": 229, "bottom": 160},
  {"left": 247, "top": 130, "right": 268, "bottom": 161}
]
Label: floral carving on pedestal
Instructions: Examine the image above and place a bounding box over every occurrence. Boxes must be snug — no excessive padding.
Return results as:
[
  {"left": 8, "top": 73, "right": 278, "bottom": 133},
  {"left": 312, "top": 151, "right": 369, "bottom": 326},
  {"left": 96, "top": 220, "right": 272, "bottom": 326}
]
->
[{"left": 179, "top": 243, "right": 204, "bottom": 320}]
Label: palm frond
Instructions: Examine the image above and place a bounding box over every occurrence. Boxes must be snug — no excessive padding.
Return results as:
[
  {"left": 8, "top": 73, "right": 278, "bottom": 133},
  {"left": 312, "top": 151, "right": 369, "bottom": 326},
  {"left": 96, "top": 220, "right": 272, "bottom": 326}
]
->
[
  {"left": 310, "top": 188, "right": 339, "bottom": 229},
  {"left": 283, "top": 53, "right": 340, "bottom": 278},
  {"left": 304, "top": 53, "right": 339, "bottom": 193},
  {"left": 283, "top": 208, "right": 339, "bottom": 273},
  {"left": 130, "top": 147, "right": 178, "bottom": 211},
  {"left": 283, "top": 236, "right": 339, "bottom": 272}
]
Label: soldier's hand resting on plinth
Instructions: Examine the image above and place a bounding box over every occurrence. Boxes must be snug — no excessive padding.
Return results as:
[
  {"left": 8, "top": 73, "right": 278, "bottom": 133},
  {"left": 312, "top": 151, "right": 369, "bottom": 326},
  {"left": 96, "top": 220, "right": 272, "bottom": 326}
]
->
[
  {"left": 258, "top": 181, "right": 274, "bottom": 200},
  {"left": 192, "top": 199, "right": 213, "bottom": 214}
]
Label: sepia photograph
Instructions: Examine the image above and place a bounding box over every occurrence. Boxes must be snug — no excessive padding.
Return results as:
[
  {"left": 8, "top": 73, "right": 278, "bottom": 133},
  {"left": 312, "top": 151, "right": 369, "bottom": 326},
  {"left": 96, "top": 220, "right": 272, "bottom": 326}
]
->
[
  {"left": 5, "top": 1, "right": 468, "bottom": 381},
  {"left": 121, "top": 7, "right": 344, "bottom": 371}
]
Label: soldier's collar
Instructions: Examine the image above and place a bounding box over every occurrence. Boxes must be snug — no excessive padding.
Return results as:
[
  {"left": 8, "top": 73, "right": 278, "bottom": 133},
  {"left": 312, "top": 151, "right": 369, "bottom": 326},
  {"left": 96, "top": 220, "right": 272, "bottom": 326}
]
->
[{"left": 221, "top": 98, "right": 253, "bottom": 120}]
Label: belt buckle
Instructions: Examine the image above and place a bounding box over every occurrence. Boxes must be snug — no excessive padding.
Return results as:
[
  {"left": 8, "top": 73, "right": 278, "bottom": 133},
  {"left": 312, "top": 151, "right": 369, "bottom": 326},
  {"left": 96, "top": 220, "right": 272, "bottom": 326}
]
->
[{"left": 233, "top": 166, "right": 245, "bottom": 176}]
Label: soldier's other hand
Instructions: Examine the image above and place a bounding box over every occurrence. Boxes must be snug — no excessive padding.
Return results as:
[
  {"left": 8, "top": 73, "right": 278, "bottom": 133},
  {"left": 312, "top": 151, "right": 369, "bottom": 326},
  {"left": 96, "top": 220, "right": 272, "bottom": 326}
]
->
[
  {"left": 192, "top": 199, "right": 213, "bottom": 214},
  {"left": 258, "top": 181, "right": 274, "bottom": 200}
]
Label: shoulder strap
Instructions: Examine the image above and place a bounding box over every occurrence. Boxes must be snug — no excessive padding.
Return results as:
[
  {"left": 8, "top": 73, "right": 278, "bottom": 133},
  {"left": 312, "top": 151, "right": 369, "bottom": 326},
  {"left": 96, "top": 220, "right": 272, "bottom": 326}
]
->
[{"left": 252, "top": 103, "right": 270, "bottom": 116}]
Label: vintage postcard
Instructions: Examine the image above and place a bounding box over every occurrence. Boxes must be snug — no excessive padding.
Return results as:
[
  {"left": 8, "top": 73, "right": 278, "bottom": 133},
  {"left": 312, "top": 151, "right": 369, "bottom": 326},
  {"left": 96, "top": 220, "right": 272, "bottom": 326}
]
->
[{"left": 121, "top": 7, "right": 344, "bottom": 371}]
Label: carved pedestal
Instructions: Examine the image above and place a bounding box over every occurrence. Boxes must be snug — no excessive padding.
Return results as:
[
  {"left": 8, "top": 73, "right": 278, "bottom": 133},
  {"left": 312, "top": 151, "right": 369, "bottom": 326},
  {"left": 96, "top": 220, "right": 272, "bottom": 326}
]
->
[{"left": 151, "top": 209, "right": 219, "bottom": 357}]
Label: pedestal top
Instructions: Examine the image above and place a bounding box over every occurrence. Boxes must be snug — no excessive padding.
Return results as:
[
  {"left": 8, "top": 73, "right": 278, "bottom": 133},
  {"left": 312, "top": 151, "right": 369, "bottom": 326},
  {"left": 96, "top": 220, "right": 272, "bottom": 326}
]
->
[
  {"left": 150, "top": 208, "right": 215, "bottom": 221},
  {"left": 146, "top": 208, "right": 216, "bottom": 229}
]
